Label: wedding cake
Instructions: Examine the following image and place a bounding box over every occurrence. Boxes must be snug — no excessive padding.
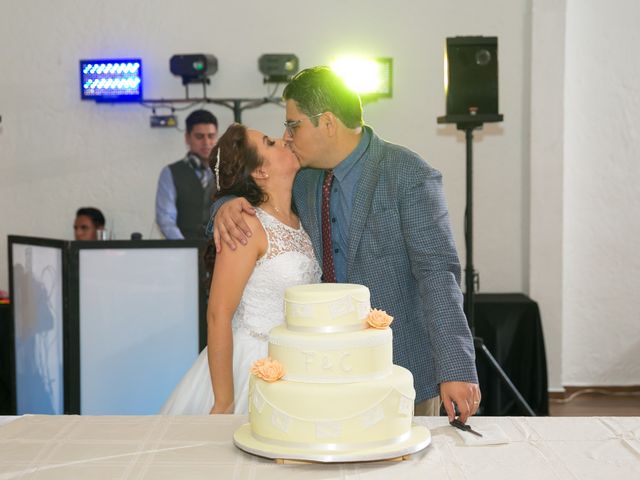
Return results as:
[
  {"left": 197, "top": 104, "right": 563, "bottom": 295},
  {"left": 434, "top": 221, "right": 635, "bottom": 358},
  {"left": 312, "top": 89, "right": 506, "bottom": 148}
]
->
[{"left": 233, "top": 283, "right": 430, "bottom": 462}]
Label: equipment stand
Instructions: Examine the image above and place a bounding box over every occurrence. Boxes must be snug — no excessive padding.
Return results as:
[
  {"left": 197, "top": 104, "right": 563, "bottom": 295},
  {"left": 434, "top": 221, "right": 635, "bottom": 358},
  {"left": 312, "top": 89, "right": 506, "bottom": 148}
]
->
[{"left": 453, "top": 118, "right": 536, "bottom": 416}]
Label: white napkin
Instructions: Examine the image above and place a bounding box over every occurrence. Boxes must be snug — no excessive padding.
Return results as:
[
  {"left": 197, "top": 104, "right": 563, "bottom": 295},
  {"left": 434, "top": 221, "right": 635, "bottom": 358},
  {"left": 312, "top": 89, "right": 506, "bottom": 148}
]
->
[{"left": 455, "top": 423, "right": 510, "bottom": 446}]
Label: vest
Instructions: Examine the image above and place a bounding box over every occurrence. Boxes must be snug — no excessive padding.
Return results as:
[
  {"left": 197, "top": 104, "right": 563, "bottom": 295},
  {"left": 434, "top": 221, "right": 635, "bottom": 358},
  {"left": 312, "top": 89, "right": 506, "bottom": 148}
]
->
[{"left": 169, "top": 160, "right": 216, "bottom": 240}]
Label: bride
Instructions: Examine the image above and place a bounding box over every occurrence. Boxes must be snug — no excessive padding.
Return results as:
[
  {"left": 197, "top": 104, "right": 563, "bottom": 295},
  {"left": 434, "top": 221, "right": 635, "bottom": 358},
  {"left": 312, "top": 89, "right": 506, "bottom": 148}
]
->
[{"left": 160, "top": 123, "right": 321, "bottom": 415}]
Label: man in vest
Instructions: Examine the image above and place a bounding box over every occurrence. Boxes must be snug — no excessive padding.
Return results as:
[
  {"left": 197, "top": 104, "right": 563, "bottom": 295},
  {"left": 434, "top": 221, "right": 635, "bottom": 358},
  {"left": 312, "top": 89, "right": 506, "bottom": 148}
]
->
[{"left": 155, "top": 110, "right": 218, "bottom": 239}]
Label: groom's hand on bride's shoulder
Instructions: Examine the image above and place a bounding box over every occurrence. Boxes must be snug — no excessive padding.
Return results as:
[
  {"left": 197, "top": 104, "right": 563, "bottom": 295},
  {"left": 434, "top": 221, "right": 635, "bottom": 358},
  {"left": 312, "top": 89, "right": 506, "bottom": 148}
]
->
[{"left": 214, "top": 198, "right": 256, "bottom": 253}]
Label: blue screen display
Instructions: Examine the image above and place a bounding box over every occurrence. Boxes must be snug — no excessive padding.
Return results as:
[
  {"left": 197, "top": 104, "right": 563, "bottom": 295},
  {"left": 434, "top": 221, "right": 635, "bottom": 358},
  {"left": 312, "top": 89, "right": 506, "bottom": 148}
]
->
[{"left": 80, "top": 58, "right": 142, "bottom": 102}]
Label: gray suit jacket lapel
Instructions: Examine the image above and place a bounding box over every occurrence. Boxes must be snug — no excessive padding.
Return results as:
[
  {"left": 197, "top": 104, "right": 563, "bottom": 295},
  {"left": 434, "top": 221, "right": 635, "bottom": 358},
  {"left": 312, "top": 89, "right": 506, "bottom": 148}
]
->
[
  {"left": 295, "top": 169, "right": 324, "bottom": 267},
  {"left": 347, "top": 130, "right": 383, "bottom": 276}
]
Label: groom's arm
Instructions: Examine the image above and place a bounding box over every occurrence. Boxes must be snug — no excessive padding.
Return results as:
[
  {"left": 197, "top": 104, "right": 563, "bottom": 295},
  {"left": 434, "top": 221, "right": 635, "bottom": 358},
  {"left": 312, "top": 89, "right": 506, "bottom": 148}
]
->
[
  {"left": 399, "top": 162, "right": 479, "bottom": 422},
  {"left": 208, "top": 196, "right": 256, "bottom": 252}
]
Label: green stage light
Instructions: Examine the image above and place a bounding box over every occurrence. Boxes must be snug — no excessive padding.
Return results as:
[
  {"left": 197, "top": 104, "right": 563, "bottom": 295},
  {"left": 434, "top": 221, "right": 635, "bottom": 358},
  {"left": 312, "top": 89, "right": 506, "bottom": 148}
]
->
[{"left": 330, "top": 56, "right": 392, "bottom": 101}]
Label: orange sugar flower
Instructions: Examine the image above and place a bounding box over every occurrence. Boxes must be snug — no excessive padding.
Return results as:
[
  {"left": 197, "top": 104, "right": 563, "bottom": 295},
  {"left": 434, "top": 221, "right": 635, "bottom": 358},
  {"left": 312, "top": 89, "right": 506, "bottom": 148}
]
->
[
  {"left": 367, "top": 308, "right": 394, "bottom": 329},
  {"left": 250, "top": 357, "right": 285, "bottom": 382}
]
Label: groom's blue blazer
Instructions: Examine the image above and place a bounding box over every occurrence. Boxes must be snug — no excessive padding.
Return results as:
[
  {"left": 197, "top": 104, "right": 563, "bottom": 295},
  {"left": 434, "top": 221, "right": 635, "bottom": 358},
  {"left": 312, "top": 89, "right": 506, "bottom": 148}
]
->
[{"left": 293, "top": 126, "right": 477, "bottom": 403}]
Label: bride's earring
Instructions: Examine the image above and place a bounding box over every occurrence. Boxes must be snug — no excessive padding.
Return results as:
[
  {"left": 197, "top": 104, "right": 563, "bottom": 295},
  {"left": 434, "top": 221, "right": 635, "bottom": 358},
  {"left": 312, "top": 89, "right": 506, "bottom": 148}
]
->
[{"left": 251, "top": 168, "right": 269, "bottom": 181}]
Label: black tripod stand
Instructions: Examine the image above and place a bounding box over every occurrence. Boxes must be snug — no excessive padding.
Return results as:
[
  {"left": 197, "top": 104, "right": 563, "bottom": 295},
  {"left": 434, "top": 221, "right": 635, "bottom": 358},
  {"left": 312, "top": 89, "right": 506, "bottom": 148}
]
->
[{"left": 439, "top": 115, "right": 535, "bottom": 416}]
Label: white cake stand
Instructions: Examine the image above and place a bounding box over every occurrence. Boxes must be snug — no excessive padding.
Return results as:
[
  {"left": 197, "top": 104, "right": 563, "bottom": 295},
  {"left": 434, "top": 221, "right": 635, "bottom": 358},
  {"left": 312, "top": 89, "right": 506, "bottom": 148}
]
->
[{"left": 233, "top": 424, "right": 431, "bottom": 463}]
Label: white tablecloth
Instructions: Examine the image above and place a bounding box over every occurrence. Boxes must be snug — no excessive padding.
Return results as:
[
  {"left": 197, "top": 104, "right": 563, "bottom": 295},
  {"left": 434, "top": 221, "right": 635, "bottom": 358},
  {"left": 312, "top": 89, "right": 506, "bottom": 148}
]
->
[{"left": 0, "top": 415, "right": 638, "bottom": 479}]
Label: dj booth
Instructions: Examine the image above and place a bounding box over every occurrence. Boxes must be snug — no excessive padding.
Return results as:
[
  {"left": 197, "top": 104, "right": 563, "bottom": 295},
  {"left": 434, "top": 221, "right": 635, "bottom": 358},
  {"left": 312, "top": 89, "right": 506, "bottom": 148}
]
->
[
  {"left": 4, "top": 236, "right": 207, "bottom": 416},
  {"left": 0, "top": 303, "right": 11, "bottom": 414}
]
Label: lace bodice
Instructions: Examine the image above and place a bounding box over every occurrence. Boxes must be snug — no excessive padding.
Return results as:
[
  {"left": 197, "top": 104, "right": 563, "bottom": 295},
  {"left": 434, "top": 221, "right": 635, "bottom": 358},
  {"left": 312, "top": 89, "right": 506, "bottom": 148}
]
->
[{"left": 232, "top": 208, "right": 321, "bottom": 339}]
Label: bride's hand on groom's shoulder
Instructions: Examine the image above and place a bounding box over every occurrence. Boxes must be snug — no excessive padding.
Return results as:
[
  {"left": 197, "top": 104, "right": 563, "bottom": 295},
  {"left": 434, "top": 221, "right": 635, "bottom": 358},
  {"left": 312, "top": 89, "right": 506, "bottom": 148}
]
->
[{"left": 214, "top": 198, "right": 255, "bottom": 253}]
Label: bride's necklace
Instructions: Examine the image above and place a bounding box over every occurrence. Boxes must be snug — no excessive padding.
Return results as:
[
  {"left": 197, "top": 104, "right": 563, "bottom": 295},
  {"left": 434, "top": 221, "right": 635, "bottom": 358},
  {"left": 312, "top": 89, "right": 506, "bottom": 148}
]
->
[
  {"left": 264, "top": 202, "right": 287, "bottom": 216},
  {"left": 263, "top": 202, "right": 298, "bottom": 228}
]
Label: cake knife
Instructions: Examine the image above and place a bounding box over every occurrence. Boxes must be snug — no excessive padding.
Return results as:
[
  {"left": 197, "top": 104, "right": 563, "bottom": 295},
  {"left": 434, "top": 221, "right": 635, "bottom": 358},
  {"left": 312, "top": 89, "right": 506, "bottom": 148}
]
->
[{"left": 450, "top": 418, "right": 483, "bottom": 437}]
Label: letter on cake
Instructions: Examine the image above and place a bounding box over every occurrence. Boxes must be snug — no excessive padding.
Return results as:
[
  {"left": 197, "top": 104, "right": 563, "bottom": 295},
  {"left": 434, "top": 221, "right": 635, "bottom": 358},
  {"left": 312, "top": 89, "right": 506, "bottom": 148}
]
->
[
  {"left": 321, "top": 354, "right": 333, "bottom": 370},
  {"left": 339, "top": 352, "right": 353, "bottom": 372},
  {"left": 302, "top": 350, "right": 315, "bottom": 371}
]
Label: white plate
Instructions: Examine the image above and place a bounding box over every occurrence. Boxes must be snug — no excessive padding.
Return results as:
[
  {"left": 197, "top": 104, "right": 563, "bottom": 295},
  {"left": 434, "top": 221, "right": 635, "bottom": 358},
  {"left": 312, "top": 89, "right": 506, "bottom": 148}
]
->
[{"left": 233, "top": 423, "right": 431, "bottom": 463}]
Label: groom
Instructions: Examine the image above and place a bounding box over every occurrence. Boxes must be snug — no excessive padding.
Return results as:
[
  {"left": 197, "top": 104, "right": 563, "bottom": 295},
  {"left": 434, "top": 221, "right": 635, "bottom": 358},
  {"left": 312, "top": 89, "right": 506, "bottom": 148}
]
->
[{"left": 212, "top": 66, "right": 480, "bottom": 422}]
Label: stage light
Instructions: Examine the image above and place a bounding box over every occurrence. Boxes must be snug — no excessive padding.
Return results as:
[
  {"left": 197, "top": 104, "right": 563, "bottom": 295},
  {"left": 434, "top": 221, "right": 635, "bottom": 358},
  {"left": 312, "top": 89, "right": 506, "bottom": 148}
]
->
[
  {"left": 170, "top": 54, "right": 218, "bottom": 85},
  {"left": 258, "top": 54, "right": 299, "bottom": 83},
  {"left": 330, "top": 56, "right": 393, "bottom": 100},
  {"left": 80, "top": 58, "right": 142, "bottom": 102}
]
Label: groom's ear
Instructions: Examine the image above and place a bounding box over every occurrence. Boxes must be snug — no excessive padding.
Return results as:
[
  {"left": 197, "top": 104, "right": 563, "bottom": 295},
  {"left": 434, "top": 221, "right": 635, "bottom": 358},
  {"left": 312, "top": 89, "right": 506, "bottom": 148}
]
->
[
  {"left": 323, "top": 112, "right": 339, "bottom": 137},
  {"left": 323, "top": 112, "right": 352, "bottom": 138}
]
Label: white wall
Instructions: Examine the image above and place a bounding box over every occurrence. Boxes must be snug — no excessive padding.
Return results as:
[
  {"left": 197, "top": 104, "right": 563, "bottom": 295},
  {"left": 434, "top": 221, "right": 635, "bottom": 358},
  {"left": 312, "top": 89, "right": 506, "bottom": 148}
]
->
[
  {"left": 530, "top": 0, "right": 640, "bottom": 389},
  {"left": 562, "top": 0, "right": 640, "bottom": 385},
  {"left": 529, "top": 0, "right": 566, "bottom": 391},
  {"left": 0, "top": 0, "right": 530, "bottom": 296}
]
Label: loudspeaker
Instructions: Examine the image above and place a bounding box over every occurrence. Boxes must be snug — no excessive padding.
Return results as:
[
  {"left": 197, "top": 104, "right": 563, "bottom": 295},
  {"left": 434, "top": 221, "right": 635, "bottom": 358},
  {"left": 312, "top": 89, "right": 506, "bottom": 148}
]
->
[{"left": 446, "top": 36, "right": 499, "bottom": 116}]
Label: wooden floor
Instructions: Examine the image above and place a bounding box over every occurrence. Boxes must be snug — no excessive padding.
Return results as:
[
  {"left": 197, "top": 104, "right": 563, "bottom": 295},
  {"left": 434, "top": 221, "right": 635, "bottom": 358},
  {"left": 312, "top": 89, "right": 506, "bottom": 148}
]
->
[{"left": 549, "top": 389, "right": 640, "bottom": 416}]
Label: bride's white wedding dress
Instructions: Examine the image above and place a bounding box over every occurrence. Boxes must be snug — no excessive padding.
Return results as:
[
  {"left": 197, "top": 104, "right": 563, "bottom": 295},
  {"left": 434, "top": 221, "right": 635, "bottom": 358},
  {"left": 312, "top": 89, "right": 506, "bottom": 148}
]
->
[{"left": 160, "top": 208, "right": 321, "bottom": 415}]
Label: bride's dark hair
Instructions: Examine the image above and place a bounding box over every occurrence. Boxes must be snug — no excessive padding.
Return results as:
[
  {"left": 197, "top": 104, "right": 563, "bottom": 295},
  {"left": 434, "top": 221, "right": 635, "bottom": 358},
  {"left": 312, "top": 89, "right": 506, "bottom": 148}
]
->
[
  {"left": 203, "top": 123, "right": 267, "bottom": 288},
  {"left": 210, "top": 123, "right": 268, "bottom": 206}
]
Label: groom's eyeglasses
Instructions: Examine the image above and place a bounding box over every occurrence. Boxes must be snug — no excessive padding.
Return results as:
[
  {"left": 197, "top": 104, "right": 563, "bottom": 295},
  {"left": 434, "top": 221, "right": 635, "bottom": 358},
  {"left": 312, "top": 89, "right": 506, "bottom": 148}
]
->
[{"left": 284, "top": 112, "right": 323, "bottom": 137}]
